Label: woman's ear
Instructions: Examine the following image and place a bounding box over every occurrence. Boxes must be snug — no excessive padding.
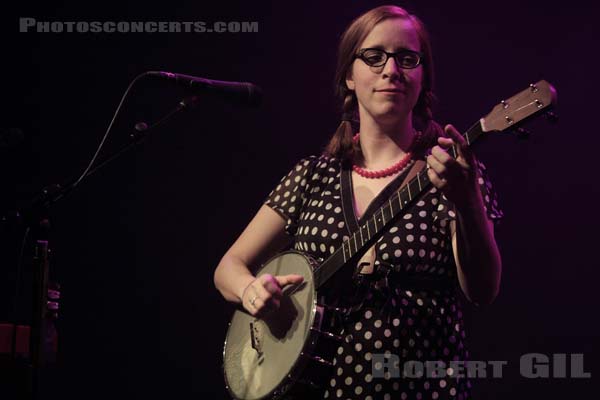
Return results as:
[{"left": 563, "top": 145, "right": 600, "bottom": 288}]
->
[{"left": 345, "top": 69, "right": 355, "bottom": 91}]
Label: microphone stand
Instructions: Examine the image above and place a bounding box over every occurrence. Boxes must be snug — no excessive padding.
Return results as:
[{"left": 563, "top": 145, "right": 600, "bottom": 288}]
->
[{"left": 6, "top": 94, "right": 200, "bottom": 400}]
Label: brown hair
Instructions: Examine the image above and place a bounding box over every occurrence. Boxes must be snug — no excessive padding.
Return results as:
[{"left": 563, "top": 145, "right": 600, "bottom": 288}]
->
[{"left": 323, "top": 5, "right": 443, "bottom": 162}]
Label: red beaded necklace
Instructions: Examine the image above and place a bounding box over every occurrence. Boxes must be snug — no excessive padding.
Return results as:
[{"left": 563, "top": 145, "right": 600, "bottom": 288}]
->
[{"left": 352, "top": 130, "right": 422, "bottom": 179}]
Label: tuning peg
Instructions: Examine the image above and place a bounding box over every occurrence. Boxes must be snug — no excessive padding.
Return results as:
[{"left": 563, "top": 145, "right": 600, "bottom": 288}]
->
[
  {"left": 515, "top": 127, "right": 531, "bottom": 139},
  {"left": 545, "top": 111, "right": 558, "bottom": 123}
]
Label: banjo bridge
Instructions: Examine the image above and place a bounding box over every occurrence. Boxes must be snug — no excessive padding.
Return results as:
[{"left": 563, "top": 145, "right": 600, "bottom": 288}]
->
[{"left": 249, "top": 320, "right": 264, "bottom": 357}]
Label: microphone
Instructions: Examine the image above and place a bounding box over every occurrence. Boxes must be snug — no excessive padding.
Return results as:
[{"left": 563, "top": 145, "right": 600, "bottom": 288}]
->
[{"left": 146, "top": 71, "right": 262, "bottom": 106}]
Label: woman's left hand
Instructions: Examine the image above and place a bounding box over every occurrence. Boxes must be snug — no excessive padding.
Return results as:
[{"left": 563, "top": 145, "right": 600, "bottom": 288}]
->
[{"left": 426, "top": 124, "right": 481, "bottom": 210}]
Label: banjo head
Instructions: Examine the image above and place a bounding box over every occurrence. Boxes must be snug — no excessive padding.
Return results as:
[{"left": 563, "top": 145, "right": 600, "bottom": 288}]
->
[{"left": 222, "top": 251, "right": 319, "bottom": 400}]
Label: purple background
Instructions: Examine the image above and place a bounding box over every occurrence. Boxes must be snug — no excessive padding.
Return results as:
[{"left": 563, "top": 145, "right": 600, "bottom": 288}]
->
[{"left": 1, "top": 0, "right": 598, "bottom": 398}]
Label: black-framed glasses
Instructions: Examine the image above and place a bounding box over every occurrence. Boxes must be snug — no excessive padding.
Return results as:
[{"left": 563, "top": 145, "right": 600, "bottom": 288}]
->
[{"left": 355, "top": 48, "right": 423, "bottom": 69}]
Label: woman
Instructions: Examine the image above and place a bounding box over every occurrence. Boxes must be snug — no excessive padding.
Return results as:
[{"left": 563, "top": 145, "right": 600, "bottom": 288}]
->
[{"left": 215, "top": 5, "right": 502, "bottom": 399}]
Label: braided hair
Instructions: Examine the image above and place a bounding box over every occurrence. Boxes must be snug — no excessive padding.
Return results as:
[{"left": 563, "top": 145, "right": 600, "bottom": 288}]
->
[{"left": 323, "top": 5, "right": 444, "bottom": 162}]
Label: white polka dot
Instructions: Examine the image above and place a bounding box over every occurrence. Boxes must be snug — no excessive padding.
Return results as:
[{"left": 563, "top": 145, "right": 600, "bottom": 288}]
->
[
  {"left": 392, "top": 236, "right": 401, "bottom": 244},
  {"left": 420, "top": 235, "right": 427, "bottom": 243},
  {"left": 311, "top": 227, "right": 318, "bottom": 235},
  {"left": 394, "top": 249, "right": 402, "bottom": 257},
  {"left": 330, "top": 378, "right": 336, "bottom": 387},
  {"left": 365, "top": 310, "right": 373, "bottom": 319},
  {"left": 321, "top": 229, "right": 328, "bottom": 237},
  {"left": 354, "top": 386, "right": 363, "bottom": 395},
  {"left": 419, "top": 249, "right": 426, "bottom": 257},
  {"left": 365, "top": 373, "right": 372, "bottom": 382},
  {"left": 407, "top": 235, "right": 414, "bottom": 242},
  {"left": 345, "top": 355, "right": 353, "bottom": 364},
  {"left": 375, "top": 383, "right": 382, "bottom": 392},
  {"left": 325, "top": 203, "right": 333, "bottom": 210},
  {"left": 364, "top": 353, "right": 372, "bottom": 362},
  {"left": 288, "top": 206, "right": 296, "bottom": 213},
  {"left": 392, "top": 318, "right": 400, "bottom": 326},
  {"left": 364, "top": 331, "right": 372, "bottom": 340},
  {"left": 382, "top": 253, "right": 389, "bottom": 260},
  {"left": 355, "top": 322, "right": 362, "bottom": 331},
  {"left": 310, "top": 243, "right": 316, "bottom": 251},
  {"left": 389, "top": 227, "right": 399, "bottom": 233},
  {"left": 417, "top": 200, "right": 425, "bottom": 207},
  {"left": 327, "top": 217, "right": 335, "bottom": 224},
  {"left": 337, "top": 367, "right": 343, "bottom": 376},
  {"left": 384, "top": 329, "right": 391, "bottom": 337},
  {"left": 419, "top": 210, "right": 427, "bottom": 217},
  {"left": 344, "top": 377, "right": 352, "bottom": 385},
  {"left": 337, "top": 221, "right": 345, "bottom": 229},
  {"left": 320, "top": 244, "right": 327, "bottom": 252},
  {"left": 334, "top": 207, "right": 342, "bottom": 214},
  {"left": 403, "top": 213, "right": 412, "bottom": 220},
  {"left": 405, "top": 223, "right": 414, "bottom": 229},
  {"left": 355, "top": 343, "right": 362, "bottom": 352},
  {"left": 374, "top": 319, "right": 382, "bottom": 328},
  {"left": 336, "top": 388, "right": 342, "bottom": 398},
  {"left": 379, "top": 243, "right": 387, "bottom": 250},
  {"left": 337, "top": 346, "right": 344, "bottom": 355},
  {"left": 374, "top": 340, "right": 382, "bottom": 349},
  {"left": 407, "top": 249, "right": 414, "bottom": 257}
]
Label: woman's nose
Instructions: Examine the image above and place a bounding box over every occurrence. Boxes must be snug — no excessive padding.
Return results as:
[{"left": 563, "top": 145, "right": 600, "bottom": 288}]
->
[{"left": 381, "top": 56, "right": 401, "bottom": 78}]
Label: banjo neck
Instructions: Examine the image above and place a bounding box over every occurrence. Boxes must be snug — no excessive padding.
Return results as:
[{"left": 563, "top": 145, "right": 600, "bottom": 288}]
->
[{"left": 314, "top": 80, "right": 557, "bottom": 289}]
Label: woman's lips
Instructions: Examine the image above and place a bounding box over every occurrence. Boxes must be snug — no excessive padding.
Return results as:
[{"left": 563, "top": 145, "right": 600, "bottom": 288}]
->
[{"left": 376, "top": 88, "right": 404, "bottom": 92}]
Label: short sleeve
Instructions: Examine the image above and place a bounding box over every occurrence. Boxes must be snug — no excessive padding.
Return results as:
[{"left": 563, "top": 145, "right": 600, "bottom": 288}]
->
[
  {"left": 264, "top": 156, "right": 318, "bottom": 236},
  {"left": 432, "top": 158, "right": 503, "bottom": 223}
]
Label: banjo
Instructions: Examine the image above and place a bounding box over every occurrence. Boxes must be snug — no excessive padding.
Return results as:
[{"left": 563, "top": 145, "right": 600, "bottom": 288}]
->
[{"left": 222, "top": 81, "right": 557, "bottom": 399}]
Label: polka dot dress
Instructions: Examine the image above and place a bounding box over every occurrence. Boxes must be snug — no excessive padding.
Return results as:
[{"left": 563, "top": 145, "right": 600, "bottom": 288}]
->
[{"left": 264, "top": 154, "right": 502, "bottom": 400}]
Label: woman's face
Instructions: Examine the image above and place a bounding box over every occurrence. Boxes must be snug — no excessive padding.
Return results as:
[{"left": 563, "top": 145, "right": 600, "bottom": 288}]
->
[{"left": 346, "top": 18, "right": 423, "bottom": 126}]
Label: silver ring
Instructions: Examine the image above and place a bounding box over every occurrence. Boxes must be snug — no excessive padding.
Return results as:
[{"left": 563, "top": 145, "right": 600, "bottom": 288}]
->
[{"left": 249, "top": 295, "right": 258, "bottom": 307}]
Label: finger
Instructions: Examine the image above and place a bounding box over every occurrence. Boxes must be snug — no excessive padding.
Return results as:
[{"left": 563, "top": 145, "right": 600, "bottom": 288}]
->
[
  {"left": 444, "top": 124, "right": 473, "bottom": 164},
  {"left": 431, "top": 145, "right": 452, "bottom": 164},
  {"left": 253, "top": 279, "right": 274, "bottom": 304},
  {"left": 426, "top": 154, "right": 447, "bottom": 178},
  {"left": 274, "top": 274, "right": 304, "bottom": 288},
  {"left": 437, "top": 137, "right": 454, "bottom": 149},
  {"left": 426, "top": 165, "right": 447, "bottom": 188},
  {"left": 260, "top": 274, "right": 282, "bottom": 297}
]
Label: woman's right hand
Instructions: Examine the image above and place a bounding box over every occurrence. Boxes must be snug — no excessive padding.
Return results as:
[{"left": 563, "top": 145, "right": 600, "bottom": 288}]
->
[{"left": 241, "top": 273, "right": 304, "bottom": 318}]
